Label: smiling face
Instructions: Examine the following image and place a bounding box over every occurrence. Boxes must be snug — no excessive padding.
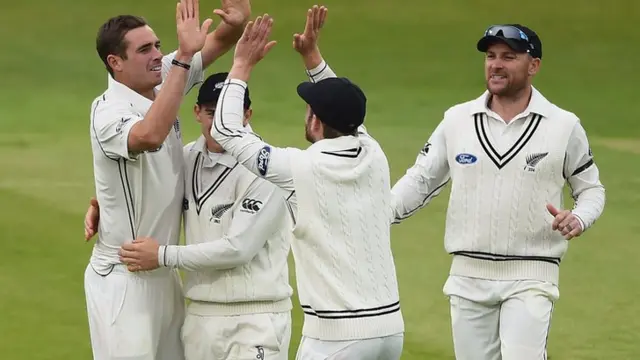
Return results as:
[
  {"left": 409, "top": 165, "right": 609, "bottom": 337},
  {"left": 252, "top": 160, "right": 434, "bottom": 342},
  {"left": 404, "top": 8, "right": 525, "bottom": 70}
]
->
[
  {"left": 106, "top": 25, "right": 164, "bottom": 93},
  {"left": 484, "top": 41, "right": 540, "bottom": 97}
]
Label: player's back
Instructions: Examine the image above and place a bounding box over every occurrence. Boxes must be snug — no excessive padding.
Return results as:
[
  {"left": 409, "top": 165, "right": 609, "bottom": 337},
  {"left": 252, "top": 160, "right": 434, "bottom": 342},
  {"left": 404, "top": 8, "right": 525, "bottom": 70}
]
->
[{"left": 289, "top": 131, "right": 403, "bottom": 340}]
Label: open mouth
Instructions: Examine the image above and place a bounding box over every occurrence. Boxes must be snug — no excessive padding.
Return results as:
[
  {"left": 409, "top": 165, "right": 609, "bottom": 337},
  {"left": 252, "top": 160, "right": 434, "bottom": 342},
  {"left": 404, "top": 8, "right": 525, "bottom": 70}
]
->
[{"left": 150, "top": 65, "right": 161, "bottom": 73}]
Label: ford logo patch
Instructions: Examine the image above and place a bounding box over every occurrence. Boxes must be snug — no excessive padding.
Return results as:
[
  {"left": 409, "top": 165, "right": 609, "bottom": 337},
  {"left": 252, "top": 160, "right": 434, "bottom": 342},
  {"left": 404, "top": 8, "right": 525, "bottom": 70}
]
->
[{"left": 455, "top": 153, "right": 477, "bottom": 165}]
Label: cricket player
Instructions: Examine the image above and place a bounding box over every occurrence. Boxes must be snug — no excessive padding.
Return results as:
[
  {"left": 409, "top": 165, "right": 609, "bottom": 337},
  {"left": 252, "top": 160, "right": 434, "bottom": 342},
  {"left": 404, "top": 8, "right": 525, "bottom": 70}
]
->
[
  {"left": 85, "top": 0, "right": 250, "bottom": 358},
  {"left": 391, "top": 24, "right": 606, "bottom": 360},
  {"left": 115, "top": 72, "right": 295, "bottom": 360},
  {"left": 210, "top": 8, "right": 404, "bottom": 359}
]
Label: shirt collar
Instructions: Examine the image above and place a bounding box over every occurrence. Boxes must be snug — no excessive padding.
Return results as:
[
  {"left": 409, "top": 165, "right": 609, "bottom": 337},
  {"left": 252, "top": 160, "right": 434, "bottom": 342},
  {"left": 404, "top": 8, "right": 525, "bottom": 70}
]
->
[
  {"left": 191, "top": 135, "right": 237, "bottom": 168},
  {"left": 469, "top": 85, "right": 551, "bottom": 119},
  {"left": 106, "top": 75, "right": 155, "bottom": 113}
]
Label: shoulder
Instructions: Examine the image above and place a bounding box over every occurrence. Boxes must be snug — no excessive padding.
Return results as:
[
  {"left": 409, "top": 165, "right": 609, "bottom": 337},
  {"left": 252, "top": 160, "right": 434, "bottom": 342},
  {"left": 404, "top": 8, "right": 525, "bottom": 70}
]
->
[
  {"left": 543, "top": 102, "right": 581, "bottom": 127},
  {"left": 91, "top": 92, "right": 140, "bottom": 123}
]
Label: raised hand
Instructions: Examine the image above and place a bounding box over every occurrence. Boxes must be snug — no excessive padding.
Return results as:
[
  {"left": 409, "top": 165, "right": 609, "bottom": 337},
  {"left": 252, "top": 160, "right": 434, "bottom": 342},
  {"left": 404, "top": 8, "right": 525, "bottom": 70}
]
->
[
  {"left": 176, "top": 0, "right": 213, "bottom": 58},
  {"left": 547, "top": 203, "right": 583, "bottom": 240},
  {"left": 293, "top": 5, "right": 328, "bottom": 56},
  {"left": 233, "top": 14, "right": 278, "bottom": 68},
  {"left": 213, "top": 0, "right": 251, "bottom": 27}
]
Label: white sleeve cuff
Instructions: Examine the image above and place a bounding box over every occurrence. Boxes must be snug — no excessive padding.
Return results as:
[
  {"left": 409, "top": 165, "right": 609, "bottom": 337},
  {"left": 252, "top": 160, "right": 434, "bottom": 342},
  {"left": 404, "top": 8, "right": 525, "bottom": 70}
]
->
[
  {"left": 227, "top": 78, "right": 248, "bottom": 88},
  {"left": 572, "top": 212, "right": 586, "bottom": 232},
  {"left": 159, "top": 245, "right": 178, "bottom": 268}
]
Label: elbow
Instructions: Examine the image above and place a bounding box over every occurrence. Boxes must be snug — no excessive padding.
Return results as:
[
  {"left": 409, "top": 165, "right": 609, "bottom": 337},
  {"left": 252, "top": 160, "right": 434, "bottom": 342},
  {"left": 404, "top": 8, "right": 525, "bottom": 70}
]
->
[{"left": 130, "top": 127, "right": 165, "bottom": 151}]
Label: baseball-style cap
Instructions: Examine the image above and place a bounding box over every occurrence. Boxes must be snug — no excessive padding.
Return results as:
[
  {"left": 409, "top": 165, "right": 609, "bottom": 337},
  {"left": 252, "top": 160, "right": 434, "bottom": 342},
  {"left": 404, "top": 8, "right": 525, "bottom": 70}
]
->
[
  {"left": 476, "top": 24, "right": 542, "bottom": 59},
  {"left": 197, "top": 72, "right": 251, "bottom": 109},
  {"left": 296, "top": 77, "right": 367, "bottom": 134}
]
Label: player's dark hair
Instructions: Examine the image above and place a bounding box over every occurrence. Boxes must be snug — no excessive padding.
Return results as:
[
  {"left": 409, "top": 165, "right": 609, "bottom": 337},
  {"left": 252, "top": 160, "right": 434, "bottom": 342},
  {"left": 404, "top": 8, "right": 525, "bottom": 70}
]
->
[
  {"left": 322, "top": 125, "right": 357, "bottom": 139},
  {"left": 96, "top": 15, "right": 148, "bottom": 76}
]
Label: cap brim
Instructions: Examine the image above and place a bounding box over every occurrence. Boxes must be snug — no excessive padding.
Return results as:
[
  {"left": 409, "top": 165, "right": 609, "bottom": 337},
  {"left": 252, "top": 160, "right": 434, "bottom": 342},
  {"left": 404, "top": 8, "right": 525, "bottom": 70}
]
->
[
  {"left": 296, "top": 82, "right": 315, "bottom": 105},
  {"left": 477, "top": 36, "right": 528, "bottom": 53}
]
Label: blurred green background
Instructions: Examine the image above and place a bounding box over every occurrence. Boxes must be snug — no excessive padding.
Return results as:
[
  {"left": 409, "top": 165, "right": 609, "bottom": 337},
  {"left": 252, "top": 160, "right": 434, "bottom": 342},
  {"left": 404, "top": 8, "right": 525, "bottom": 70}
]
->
[{"left": 1, "top": 0, "right": 639, "bottom": 359}]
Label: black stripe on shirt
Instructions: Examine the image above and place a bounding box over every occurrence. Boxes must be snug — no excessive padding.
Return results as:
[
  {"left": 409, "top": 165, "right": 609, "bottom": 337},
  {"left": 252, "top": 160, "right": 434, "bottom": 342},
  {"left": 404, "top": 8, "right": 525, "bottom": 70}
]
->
[
  {"left": 452, "top": 251, "right": 561, "bottom": 266},
  {"left": 475, "top": 113, "right": 542, "bottom": 170},
  {"left": 213, "top": 82, "right": 245, "bottom": 139},
  {"left": 194, "top": 163, "right": 238, "bottom": 215},
  {"left": 395, "top": 179, "right": 450, "bottom": 222},
  {"left": 300, "top": 301, "right": 401, "bottom": 319},
  {"left": 571, "top": 158, "right": 594, "bottom": 177},
  {"left": 320, "top": 147, "right": 362, "bottom": 158},
  {"left": 117, "top": 159, "right": 136, "bottom": 239}
]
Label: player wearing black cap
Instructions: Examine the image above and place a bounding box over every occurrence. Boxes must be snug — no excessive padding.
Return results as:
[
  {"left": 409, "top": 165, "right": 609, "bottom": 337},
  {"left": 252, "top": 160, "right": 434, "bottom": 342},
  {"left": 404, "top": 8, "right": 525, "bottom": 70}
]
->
[
  {"left": 211, "top": 7, "right": 404, "bottom": 360},
  {"left": 114, "top": 71, "right": 295, "bottom": 360},
  {"left": 391, "top": 24, "right": 605, "bottom": 360}
]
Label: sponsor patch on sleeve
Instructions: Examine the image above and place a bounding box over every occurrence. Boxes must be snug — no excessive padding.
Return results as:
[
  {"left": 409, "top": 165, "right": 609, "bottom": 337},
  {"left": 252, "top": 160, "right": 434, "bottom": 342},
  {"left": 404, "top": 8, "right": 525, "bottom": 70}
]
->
[{"left": 257, "top": 145, "right": 271, "bottom": 176}]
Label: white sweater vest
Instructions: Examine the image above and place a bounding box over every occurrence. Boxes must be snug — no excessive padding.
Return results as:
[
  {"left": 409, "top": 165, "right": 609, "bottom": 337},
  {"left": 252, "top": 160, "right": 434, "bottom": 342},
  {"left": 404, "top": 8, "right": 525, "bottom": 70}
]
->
[
  {"left": 442, "top": 101, "right": 577, "bottom": 285},
  {"left": 289, "top": 134, "right": 404, "bottom": 341},
  {"left": 181, "top": 145, "right": 292, "bottom": 315}
]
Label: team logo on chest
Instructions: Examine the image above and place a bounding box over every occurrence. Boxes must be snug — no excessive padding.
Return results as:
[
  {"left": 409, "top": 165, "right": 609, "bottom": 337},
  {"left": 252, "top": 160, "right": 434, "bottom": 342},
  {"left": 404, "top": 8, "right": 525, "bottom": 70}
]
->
[
  {"left": 209, "top": 203, "right": 233, "bottom": 223},
  {"left": 524, "top": 152, "right": 549, "bottom": 172}
]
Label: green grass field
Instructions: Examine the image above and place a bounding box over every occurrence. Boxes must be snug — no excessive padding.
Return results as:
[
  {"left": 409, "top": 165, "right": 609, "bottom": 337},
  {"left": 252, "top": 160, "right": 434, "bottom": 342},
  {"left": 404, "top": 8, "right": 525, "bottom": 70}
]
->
[{"left": 1, "top": 0, "right": 639, "bottom": 358}]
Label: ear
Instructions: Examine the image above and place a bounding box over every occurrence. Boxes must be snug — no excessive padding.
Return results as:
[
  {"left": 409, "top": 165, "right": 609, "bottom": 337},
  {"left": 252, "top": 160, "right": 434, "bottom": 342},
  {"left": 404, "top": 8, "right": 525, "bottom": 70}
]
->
[
  {"left": 529, "top": 58, "right": 541, "bottom": 76},
  {"left": 243, "top": 108, "right": 253, "bottom": 127},
  {"left": 193, "top": 105, "right": 202, "bottom": 123},
  {"left": 106, "top": 54, "right": 124, "bottom": 73}
]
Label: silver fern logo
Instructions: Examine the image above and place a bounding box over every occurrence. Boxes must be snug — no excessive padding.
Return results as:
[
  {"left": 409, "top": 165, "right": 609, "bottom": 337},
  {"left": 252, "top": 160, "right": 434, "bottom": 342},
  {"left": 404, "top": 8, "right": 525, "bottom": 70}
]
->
[
  {"left": 524, "top": 152, "right": 548, "bottom": 172},
  {"left": 209, "top": 203, "right": 233, "bottom": 223}
]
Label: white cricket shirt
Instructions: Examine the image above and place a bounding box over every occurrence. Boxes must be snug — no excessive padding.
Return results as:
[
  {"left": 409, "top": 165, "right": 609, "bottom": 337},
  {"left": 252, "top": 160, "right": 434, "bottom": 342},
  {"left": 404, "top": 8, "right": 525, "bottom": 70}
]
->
[
  {"left": 88, "top": 51, "right": 204, "bottom": 275},
  {"left": 210, "top": 61, "right": 404, "bottom": 341},
  {"left": 391, "top": 87, "right": 606, "bottom": 285},
  {"left": 157, "top": 136, "right": 294, "bottom": 315}
]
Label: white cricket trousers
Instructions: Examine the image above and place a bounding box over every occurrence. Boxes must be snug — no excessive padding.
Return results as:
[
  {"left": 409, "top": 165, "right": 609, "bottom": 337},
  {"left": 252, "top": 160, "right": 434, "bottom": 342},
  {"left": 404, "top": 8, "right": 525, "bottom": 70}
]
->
[
  {"left": 443, "top": 275, "right": 559, "bottom": 360},
  {"left": 182, "top": 301, "right": 292, "bottom": 360},
  {"left": 84, "top": 264, "right": 186, "bottom": 360},
  {"left": 295, "top": 333, "right": 403, "bottom": 360}
]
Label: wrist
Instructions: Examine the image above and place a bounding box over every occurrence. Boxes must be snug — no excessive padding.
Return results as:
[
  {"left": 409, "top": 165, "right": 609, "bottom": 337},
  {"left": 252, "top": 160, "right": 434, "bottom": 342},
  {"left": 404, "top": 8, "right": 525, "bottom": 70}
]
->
[
  {"left": 229, "top": 62, "right": 253, "bottom": 82},
  {"left": 302, "top": 48, "right": 323, "bottom": 70},
  {"left": 174, "top": 51, "right": 194, "bottom": 64}
]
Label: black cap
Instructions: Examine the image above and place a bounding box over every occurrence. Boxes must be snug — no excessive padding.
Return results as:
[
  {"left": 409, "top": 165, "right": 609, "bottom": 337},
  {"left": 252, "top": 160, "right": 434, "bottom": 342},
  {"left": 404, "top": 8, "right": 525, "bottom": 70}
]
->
[
  {"left": 296, "top": 77, "right": 366, "bottom": 134},
  {"left": 477, "top": 24, "right": 542, "bottom": 59},
  {"left": 197, "top": 72, "right": 251, "bottom": 109}
]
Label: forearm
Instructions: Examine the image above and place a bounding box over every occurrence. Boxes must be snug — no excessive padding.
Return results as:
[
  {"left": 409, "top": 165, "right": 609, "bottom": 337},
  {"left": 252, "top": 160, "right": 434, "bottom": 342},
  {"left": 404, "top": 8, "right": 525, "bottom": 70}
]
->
[
  {"left": 391, "top": 172, "right": 449, "bottom": 224},
  {"left": 201, "top": 23, "right": 245, "bottom": 68},
  {"left": 302, "top": 49, "right": 336, "bottom": 82},
  {"left": 130, "top": 52, "right": 192, "bottom": 150},
  {"left": 571, "top": 184, "right": 606, "bottom": 231},
  {"left": 160, "top": 239, "right": 251, "bottom": 271}
]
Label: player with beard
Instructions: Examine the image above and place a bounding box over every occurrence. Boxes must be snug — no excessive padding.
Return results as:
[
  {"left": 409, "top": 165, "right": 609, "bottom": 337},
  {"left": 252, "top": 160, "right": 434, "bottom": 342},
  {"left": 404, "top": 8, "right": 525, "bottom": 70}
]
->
[{"left": 390, "top": 24, "right": 605, "bottom": 360}]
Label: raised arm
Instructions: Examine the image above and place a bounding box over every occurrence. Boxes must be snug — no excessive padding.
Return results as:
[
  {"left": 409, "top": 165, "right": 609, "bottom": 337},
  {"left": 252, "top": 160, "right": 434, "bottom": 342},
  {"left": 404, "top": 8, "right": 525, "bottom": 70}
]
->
[
  {"left": 210, "top": 15, "right": 296, "bottom": 198},
  {"left": 200, "top": 0, "right": 251, "bottom": 69},
  {"left": 546, "top": 120, "right": 606, "bottom": 240},
  {"left": 391, "top": 119, "right": 451, "bottom": 224},
  {"left": 117, "top": 0, "right": 212, "bottom": 154}
]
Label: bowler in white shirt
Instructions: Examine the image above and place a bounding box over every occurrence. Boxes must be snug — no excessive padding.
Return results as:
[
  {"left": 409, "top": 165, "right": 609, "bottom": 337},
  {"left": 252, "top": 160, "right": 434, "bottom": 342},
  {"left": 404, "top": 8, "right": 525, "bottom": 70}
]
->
[{"left": 84, "top": 1, "right": 250, "bottom": 359}]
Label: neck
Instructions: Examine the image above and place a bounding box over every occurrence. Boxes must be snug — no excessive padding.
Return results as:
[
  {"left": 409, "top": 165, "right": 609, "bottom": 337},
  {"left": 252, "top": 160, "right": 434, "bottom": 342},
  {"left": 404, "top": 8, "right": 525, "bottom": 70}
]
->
[
  {"left": 206, "top": 136, "right": 224, "bottom": 153},
  {"left": 488, "top": 85, "right": 532, "bottom": 123},
  {"left": 113, "top": 74, "right": 155, "bottom": 100}
]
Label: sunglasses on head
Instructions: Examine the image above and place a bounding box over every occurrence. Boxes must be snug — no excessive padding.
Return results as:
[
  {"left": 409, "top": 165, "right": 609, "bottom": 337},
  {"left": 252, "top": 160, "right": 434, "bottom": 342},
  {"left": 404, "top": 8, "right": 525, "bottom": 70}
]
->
[{"left": 483, "top": 25, "right": 530, "bottom": 43}]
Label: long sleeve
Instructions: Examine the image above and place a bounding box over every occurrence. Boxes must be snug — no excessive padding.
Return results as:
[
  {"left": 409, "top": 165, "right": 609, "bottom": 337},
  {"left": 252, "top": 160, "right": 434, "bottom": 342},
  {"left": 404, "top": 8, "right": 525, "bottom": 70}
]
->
[
  {"left": 211, "top": 78, "right": 298, "bottom": 205},
  {"left": 161, "top": 179, "right": 287, "bottom": 271},
  {"left": 391, "top": 119, "right": 451, "bottom": 223},
  {"left": 564, "top": 121, "right": 606, "bottom": 230}
]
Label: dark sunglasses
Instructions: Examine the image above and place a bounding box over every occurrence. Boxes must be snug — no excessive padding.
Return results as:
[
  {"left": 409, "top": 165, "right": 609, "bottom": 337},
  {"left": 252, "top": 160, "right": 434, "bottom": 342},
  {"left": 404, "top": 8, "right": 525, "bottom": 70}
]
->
[{"left": 483, "top": 25, "right": 530, "bottom": 43}]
